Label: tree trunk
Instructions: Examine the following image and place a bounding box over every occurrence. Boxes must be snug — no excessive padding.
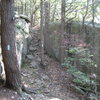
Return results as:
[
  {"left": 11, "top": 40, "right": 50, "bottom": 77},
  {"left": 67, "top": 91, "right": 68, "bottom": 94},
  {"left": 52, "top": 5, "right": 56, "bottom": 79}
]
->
[
  {"left": 40, "top": 0, "right": 45, "bottom": 66},
  {"left": 51, "top": 0, "right": 57, "bottom": 22},
  {"left": 44, "top": 1, "right": 51, "bottom": 55},
  {"left": 91, "top": 0, "right": 95, "bottom": 28},
  {"left": 60, "top": 0, "right": 65, "bottom": 63},
  {"left": 1, "top": 0, "right": 22, "bottom": 93}
]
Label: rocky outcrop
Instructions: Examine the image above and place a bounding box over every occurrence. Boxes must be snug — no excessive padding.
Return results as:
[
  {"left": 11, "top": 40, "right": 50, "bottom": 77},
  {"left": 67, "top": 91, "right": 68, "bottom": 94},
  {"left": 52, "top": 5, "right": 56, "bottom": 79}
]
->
[
  {"left": 15, "top": 14, "right": 30, "bottom": 68},
  {"left": 0, "top": 15, "right": 30, "bottom": 84}
]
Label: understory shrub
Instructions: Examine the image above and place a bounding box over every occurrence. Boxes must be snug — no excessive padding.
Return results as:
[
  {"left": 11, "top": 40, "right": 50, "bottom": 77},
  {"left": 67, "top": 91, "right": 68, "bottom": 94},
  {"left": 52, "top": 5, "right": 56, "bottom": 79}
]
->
[{"left": 63, "top": 47, "right": 99, "bottom": 97}]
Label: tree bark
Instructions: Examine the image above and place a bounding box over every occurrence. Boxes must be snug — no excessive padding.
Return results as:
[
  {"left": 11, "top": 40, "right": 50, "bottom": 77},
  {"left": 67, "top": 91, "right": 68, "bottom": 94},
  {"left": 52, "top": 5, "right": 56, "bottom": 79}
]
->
[
  {"left": 40, "top": 0, "right": 45, "bottom": 66},
  {"left": 91, "top": 0, "right": 95, "bottom": 28},
  {"left": 81, "top": 0, "right": 89, "bottom": 31},
  {"left": 60, "top": 0, "right": 65, "bottom": 63},
  {"left": 1, "top": 0, "right": 22, "bottom": 93},
  {"left": 51, "top": 0, "right": 57, "bottom": 22},
  {"left": 44, "top": 1, "right": 51, "bottom": 55}
]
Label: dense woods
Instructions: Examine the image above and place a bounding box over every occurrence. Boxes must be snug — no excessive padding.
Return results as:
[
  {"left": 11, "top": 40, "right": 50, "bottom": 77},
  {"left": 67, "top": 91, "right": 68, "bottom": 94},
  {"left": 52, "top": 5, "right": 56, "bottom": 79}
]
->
[{"left": 0, "top": 0, "right": 100, "bottom": 100}]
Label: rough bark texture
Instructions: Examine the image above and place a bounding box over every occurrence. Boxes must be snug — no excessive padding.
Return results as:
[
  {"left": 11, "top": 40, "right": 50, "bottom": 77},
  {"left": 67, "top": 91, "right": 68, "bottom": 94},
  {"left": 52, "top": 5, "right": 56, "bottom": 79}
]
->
[
  {"left": 40, "top": 0, "right": 45, "bottom": 66},
  {"left": 1, "top": 0, "right": 22, "bottom": 92},
  {"left": 60, "top": 0, "right": 65, "bottom": 63},
  {"left": 44, "top": 1, "right": 51, "bottom": 55}
]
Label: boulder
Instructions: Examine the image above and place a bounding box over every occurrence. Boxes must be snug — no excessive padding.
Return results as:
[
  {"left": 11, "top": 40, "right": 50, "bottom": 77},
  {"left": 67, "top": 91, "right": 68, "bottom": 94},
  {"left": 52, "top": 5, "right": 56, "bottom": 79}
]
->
[
  {"left": 15, "top": 15, "right": 30, "bottom": 68},
  {"left": 0, "top": 60, "right": 6, "bottom": 85},
  {"left": 0, "top": 14, "right": 30, "bottom": 81},
  {"left": 30, "top": 61, "right": 39, "bottom": 68},
  {"left": 26, "top": 55, "right": 34, "bottom": 60}
]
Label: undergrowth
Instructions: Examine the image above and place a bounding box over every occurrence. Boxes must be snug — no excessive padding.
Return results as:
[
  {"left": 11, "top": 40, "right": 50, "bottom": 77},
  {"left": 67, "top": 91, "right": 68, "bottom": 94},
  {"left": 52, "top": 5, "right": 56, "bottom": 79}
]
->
[{"left": 63, "top": 47, "right": 99, "bottom": 100}]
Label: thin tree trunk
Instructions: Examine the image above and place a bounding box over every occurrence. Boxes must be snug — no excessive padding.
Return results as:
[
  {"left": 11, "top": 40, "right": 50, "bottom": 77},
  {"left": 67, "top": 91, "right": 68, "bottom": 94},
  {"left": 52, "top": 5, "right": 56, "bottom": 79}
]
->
[
  {"left": 92, "top": 0, "right": 95, "bottom": 27},
  {"left": 40, "top": 0, "right": 45, "bottom": 66},
  {"left": 44, "top": 1, "right": 50, "bottom": 55},
  {"left": 19, "top": 0, "right": 24, "bottom": 14},
  {"left": 1, "top": 0, "right": 22, "bottom": 93},
  {"left": 51, "top": 0, "right": 57, "bottom": 22},
  {"left": 25, "top": 0, "right": 27, "bottom": 15},
  {"left": 82, "top": 0, "right": 89, "bottom": 30},
  {"left": 31, "top": 6, "right": 39, "bottom": 26},
  {"left": 60, "top": 0, "right": 65, "bottom": 63}
]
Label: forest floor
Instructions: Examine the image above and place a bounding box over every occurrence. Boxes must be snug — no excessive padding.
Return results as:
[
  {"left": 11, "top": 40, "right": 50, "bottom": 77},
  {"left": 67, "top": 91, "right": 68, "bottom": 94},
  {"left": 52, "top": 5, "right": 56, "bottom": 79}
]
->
[{"left": 0, "top": 29, "right": 81, "bottom": 100}]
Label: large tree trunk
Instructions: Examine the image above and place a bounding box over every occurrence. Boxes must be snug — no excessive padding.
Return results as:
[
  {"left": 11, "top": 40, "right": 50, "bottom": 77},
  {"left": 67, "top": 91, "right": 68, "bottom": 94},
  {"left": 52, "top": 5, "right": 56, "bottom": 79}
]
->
[{"left": 1, "top": 0, "right": 22, "bottom": 93}]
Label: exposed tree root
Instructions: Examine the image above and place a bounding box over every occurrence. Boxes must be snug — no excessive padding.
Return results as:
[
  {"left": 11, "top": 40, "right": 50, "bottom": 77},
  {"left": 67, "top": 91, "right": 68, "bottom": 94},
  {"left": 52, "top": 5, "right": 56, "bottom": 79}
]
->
[
  {"left": 18, "top": 92, "right": 34, "bottom": 100},
  {"left": 17, "top": 85, "right": 35, "bottom": 100},
  {"left": 22, "top": 85, "right": 37, "bottom": 94}
]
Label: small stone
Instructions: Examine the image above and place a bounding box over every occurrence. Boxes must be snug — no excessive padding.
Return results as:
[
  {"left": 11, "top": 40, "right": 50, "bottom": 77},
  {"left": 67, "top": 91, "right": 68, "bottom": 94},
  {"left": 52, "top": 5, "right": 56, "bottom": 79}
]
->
[
  {"left": 14, "top": 92, "right": 17, "bottom": 95},
  {"left": 26, "top": 55, "right": 34, "bottom": 60},
  {"left": 35, "top": 79, "right": 44, "bottom": 85},
  {"left": 36, "top": 57, "right": 41, "bottom": 62},
  {"left": 42, "top": 74, "right": 49, "bottom": 81},
  {"left": 29, "top": 47, "right": 37, "bottom": 51},
  {"left": 30, "top": 61, "right": 39, "bottom": 68},
  {"left": 11, "top": 96, "right": 14, "bottom": 99},
  {"left": 4, "top": 89, "right": 6, "bottom": 92},
  {"left": 34, "top": 94, "right": 45, "bottom": 100}
]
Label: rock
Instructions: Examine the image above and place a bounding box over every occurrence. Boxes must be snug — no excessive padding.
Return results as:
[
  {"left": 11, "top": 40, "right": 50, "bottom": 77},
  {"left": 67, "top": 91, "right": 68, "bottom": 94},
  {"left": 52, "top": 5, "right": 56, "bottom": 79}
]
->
[
  {"left": 29, "top": 46, "right": 37, "bottom": 51},
  {"left": 15, "top": 14, "right": 30, "bottom": 68},
  {"left": 48, "top": 98, "right": 61, "bottom": 100},
  {"left": 27, "top": 35, "right": 33, "bottom": 44},
  {"left": 43, "top": 88, "right": 50, "bottom": 94},
  {"left": 11, "top": 96, "right": 14, "bottom": 99},
  {"left": 18, "top": 92, "right": 34, "bottom": 100},
  {"left": 43, "top": 60, "right": 49, "bottom": 66},
  {"left": 34, "top": 94, "right": 49, "bottom": 100},
  {"left": 41, "top": 74, "right": 49, "bottom": 81},
  {"left": 34, "top": 79, "right": 44, "bottom": 85},
  {"left": 36, "top": 57, "right": 41, "bottom": 62},
  {"left": 30, "top": 61, "right": 39, "bottom": 68},
  {"left": 34, "top": 94, "right": 62, "bottom": 100},
  {"left": 26, "top": 55, "right": 34, "bottom": 60},
  {"left": 0, "top": 61, "right": 6, "bottom": 85}
]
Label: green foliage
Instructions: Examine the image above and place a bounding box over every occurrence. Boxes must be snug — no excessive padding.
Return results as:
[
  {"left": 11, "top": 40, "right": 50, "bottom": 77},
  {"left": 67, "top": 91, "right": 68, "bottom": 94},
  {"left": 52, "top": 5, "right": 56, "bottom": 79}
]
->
[
  {"left": 79, "top": 57, "right": 96, "bottom": 66},
  {"left": 66, "top": 47, "right": 78, "bottom": 55},
  {"left": 63, "top": 47, "right": 99, "bottom": 94},
  {"left": 14, "top": 0, "right": 100, "bottom": 25}
]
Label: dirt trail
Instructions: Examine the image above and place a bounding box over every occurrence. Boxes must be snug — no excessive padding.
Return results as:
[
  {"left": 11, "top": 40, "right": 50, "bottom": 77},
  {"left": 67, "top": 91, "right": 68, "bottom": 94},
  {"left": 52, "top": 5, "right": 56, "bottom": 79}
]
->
[
  {"left": 0, "top": 29, "right": 80, "bottom": 100},
  {"left": 22, "top": 56, "right": 80, "bottom": 100},
  {"left": 44, "top": 58, "right": 76, "bottom": 100},
  {"left": 22, "top": 29, "right": 80, "bottom": 100}
]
